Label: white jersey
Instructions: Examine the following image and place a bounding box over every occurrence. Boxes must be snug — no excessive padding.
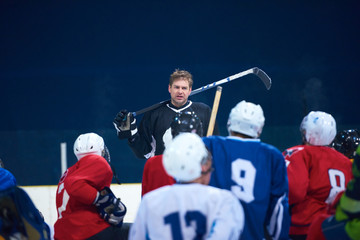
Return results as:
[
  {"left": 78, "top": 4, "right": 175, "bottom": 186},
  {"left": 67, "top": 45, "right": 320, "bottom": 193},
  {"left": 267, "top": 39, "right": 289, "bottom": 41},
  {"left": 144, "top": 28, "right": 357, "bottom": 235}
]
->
[{"left": 129, "top": 183, "right": 244, "bottom": 240}]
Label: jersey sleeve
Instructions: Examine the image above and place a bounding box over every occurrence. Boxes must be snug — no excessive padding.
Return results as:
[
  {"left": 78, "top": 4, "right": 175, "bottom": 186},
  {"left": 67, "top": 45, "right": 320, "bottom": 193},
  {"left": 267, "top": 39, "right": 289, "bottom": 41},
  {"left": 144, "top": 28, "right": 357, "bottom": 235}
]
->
[
  {"left": 285, "top": 149, "right": 309, "bottom": 204},
  {"left": 67, "top": 157, "right": 113, "bottom": 204},
  {"left": 128, "top": 111, "right": 155, "bottom": 159},
  {"left": 265, "top": 148, "right": 291, "bottom": 240}
]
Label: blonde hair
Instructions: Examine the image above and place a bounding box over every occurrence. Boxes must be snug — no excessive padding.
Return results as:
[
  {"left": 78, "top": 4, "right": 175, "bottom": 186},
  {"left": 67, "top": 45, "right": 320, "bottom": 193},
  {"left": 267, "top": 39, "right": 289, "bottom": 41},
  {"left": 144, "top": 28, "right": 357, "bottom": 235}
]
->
[{"left": 169, "top": 69, "right": 193, "bottom": 88}]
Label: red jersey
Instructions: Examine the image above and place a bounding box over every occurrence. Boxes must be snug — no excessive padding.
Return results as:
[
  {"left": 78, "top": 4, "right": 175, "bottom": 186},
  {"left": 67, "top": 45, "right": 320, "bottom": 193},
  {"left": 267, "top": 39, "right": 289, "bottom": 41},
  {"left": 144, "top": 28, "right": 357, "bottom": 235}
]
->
[
  {"left": 283, "top": 145, "right": 352, "bottom": 235},
  {"left": 54, "top": 154, "right": 113, "bottom": 240},
  {"left": 307, "top": 191, "right": 345, "bottom": 240},
  {"left": 141, "top": 155, "right": 176, "bottom": 196}
]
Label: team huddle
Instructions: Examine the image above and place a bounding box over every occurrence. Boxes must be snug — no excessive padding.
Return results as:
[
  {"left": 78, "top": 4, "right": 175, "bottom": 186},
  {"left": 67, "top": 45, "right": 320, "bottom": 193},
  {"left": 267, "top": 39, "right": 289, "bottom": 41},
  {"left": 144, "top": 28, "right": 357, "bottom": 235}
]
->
[{"left": 1, "top": 69, "right": 359, "bottom": 240}]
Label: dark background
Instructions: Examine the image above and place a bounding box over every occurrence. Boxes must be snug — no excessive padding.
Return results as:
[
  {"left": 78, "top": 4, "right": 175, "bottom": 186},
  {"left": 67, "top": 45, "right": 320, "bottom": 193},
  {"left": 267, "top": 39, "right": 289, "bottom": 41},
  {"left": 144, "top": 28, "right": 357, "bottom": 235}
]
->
[{"left": 1, "top": 1, "right": 359, "bottom": 185}]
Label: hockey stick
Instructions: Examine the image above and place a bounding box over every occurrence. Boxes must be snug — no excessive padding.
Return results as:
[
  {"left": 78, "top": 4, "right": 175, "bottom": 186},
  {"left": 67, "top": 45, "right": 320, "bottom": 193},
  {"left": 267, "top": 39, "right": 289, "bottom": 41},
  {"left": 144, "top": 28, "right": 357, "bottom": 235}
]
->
[
  {"left": 132, "top": 67, "right": 271, "bottom": 117},
  {"left": 206, "top": 86, "right": 222, "bottom": 136}
]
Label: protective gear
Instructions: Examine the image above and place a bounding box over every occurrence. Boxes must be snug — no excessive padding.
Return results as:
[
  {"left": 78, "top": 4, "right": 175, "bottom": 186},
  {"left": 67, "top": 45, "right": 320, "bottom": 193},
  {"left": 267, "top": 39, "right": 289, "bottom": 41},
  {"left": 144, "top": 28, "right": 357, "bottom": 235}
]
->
[
  {"left": 331, "top": 129, "right": 360, "bottom": 159},
  {"left": 0, "top": 186, "right": 51, "bottom": 240},
  {"left": 227, "top": 100, "right": 265, "bottom": 138},
  {"left": 163, "top": 133, "right": 209, "bottom": 182},
  {"left": 73, "top": 133, "right": 105, "bottom": 161},
  {"left": 94, "top": 187, "right": 127, "bottom": 227},
  {"left": 170, "top": 111, "right": 203, "bottom": 137},
  {"left": 113, "top": 109, "right": 138, "bottom": 139},
  {"left": 300, "top": 111, "right": 336, "bottom": 146}
]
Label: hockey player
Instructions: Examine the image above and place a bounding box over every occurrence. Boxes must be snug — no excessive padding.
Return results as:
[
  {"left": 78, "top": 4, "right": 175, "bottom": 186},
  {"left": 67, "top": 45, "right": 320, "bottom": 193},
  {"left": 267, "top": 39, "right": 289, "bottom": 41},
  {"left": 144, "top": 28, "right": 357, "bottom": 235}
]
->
[
  {"left": 1, "top": 162, "right": 50, "bottom": 239},
  {"left": 129, "top": 133, "right": 245, "bottom": 239},
  {"left": 141, "top": 111, "right": 203, "bottom": 196},
  {"left": 331, "top": 129, "right": 360, "bottom": 161},
  {"left": 321, "top": 145, "right": 360, "bottom": 239},
  {"left": 307, "top": 128, "right": 359, "bottom": 240},
  {"left": 202, "top": 100, "right": 290, "bottom": 240},
  {"left": 283, "top": 111, "right": 353, "bottom": 240},
  {"left": 54, "top": 133, "right": 127, "bottom": 240},
  {"left": 307, "top": 145, "right": 360, "bottom": 240},
  {"left": 113, "top": 69, "right": 218, "bottom": 159}
]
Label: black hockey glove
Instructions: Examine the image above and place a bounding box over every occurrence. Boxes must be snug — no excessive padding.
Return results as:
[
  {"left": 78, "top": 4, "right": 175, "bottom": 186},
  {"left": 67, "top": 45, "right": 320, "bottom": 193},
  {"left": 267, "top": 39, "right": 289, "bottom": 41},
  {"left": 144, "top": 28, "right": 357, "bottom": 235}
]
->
[
  {"left": 113, "top": 109, "right": 138, "bottom": 139},
  {"left": 94, "top": 187, "right": 127, "bottom": 227}
]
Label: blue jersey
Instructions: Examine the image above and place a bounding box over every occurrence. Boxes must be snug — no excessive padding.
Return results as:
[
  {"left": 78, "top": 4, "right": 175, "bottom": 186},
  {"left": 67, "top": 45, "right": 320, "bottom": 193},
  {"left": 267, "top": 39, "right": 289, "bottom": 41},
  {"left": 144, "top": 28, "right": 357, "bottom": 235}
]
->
[{"left": 203, "top": 136, "right": 290, "bottom": 240}]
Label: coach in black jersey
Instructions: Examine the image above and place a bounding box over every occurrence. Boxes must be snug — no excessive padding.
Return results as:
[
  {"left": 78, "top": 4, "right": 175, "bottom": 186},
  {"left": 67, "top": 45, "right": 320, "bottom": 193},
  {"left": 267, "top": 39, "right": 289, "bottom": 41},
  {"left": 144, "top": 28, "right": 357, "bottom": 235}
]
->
[{"left": 113, "top": 69, "right": 218, "bottom": 159}]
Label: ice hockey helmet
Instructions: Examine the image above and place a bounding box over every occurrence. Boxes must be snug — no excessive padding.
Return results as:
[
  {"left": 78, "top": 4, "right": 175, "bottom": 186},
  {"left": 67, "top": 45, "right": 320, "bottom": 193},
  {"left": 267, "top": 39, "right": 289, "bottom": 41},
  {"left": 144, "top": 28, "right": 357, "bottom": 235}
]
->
[
  {"left": 171, "top": 111, "right": 203, "bottom": 137},
  {"left": 163, "top": 133, "right": 209, "bottom": 182},
  {"left": 331, "top": 129, "right": 360, "bottom": 159},
  {"left": 300, "top": 111, "right": 336, "bottom": 146},
  {"left": 73, "top": 133, "right": 105, "bottom": 160},
  {"left": 227, "top": 100, "right": 265, "bottom": 138}
]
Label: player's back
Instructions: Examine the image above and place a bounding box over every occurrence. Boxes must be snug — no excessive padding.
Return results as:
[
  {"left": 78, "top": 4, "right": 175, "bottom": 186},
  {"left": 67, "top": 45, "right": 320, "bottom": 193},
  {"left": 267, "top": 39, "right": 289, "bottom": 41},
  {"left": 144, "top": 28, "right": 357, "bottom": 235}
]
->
[
  {"left": 284, "top": 145, "right": 353, "bottom": 234},
  {"left": 54, "top": 155, "right": 112, "bottom": 240},
  {"left": 141, "top": 154, "right": 175, "bottom": 196},
  {"left": 285, "top": 145, "right": 352, "bottom": 204},
  {"left": 129, "top": 183, "right": 244, "bottom": 240},
  {"left": 203, "top": 135, "right": 289, "bottom": 240}
]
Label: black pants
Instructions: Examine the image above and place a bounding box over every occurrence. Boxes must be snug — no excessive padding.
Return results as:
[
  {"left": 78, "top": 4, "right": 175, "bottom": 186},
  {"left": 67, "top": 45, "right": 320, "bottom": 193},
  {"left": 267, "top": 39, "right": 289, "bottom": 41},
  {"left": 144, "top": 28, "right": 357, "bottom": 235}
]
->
[
  {"left": 86, "top": 222, "right": 131, "bottom": 240},
  {"left": 289, "top": 234, "right": 307, "bottom": 240}
]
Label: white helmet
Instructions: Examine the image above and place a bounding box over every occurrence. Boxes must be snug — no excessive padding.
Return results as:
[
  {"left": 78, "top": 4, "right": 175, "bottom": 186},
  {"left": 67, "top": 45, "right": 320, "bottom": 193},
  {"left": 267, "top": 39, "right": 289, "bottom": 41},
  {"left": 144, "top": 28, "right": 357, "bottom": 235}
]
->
[
  {"left": 163, "top": 133, "right": 208, "bottom": 182},
  {"left": 73, "top": 133, "right": 105, "bottom": 160},
  {"left": 300, "top": 111, "right": 336, "bottom": 146},
  {"left": 227, "top": 100, "right": 265, "bottom": 138}
]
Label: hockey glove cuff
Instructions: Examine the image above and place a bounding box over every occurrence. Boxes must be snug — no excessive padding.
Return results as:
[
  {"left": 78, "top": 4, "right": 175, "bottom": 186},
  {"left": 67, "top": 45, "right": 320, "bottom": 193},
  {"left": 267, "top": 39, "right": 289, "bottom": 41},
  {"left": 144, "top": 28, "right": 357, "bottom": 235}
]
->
[
  {"left": 94, "top": 187, "right": 127, "bottom": 227},
  {"left": 113, "top": 110, "right": 138, "bottom": 139}
]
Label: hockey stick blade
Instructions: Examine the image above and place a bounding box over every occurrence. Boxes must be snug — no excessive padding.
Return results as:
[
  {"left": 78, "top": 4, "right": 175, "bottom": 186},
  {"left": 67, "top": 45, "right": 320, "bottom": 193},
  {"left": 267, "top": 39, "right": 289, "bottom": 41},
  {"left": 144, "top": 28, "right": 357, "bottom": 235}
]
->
[
  {"left": 133, "top": 67, "right": 271, "bottom": 116},
  {"left": 252, "top": 67, "right": 272, "bottom": 90}
]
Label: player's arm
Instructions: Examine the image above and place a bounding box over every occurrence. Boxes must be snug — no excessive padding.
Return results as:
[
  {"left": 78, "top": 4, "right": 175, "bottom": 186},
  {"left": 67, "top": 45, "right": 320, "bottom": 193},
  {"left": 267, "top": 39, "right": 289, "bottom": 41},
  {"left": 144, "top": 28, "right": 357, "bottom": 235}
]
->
[
  {"left": 128, "top": 112, "right": 157, "bottom": 159},
  {"left": 285, "top": 150, "right": 309, "bottom": 204},
  {"left": 68, "top": 159, "right": 113, "bottom": 204},
  {"left": 265, "top": 149, "right": 291, "bottom": 240},
  {"left": 113, "top": 109, "right": 138, "bottom": 140},
  {"left": 94, "top": 187, "right": 127, "bottom": 227},
  {"left": 114, "top": 109, "right": 156, "bottom": 159}
]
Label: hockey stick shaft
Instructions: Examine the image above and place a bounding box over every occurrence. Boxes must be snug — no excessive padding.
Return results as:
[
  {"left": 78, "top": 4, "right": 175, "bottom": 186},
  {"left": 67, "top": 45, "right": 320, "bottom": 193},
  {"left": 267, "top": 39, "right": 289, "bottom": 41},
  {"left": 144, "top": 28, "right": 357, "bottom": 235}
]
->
[
  {"left": 206, "top": 86, "right": 222, "bottom": 136},
  {"left": 133, "top": 67, "right": 271, "bottom": 116},
  {"left": 190, "top": 67, "right": 271, "bottom": 96}
]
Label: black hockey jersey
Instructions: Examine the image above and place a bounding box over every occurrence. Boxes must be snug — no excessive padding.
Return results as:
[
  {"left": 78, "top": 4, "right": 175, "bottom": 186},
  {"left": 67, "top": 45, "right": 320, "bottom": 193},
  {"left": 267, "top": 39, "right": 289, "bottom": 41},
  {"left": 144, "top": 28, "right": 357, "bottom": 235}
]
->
[{"left": 128, "top": 100, "right": 218, "bottom": 159}]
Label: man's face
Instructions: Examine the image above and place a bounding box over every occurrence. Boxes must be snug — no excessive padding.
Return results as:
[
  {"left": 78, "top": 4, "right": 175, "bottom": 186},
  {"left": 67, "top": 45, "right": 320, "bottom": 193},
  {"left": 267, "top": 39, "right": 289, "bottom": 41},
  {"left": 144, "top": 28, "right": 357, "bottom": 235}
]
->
[
  {"left": 200, "top": 158, "right": 213, "bottom": 185},
  {"left": 168, "top": 78, "right": 192, "bottom": 107}
]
